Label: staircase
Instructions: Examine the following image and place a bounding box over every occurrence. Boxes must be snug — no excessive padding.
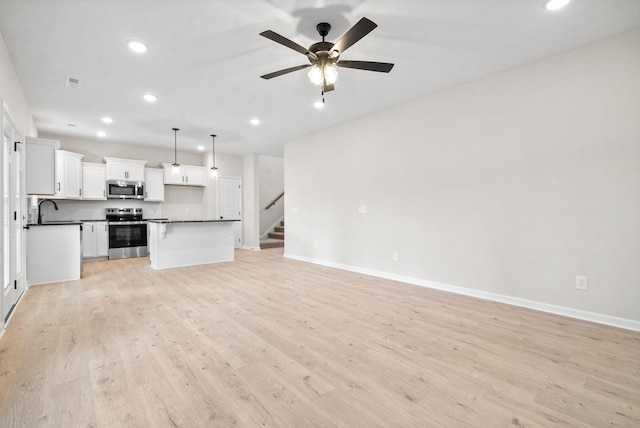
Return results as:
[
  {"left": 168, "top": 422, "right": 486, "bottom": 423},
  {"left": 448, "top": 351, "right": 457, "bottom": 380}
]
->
[{"left": 260, "top": 221, "right": 284, "bottom": 249}]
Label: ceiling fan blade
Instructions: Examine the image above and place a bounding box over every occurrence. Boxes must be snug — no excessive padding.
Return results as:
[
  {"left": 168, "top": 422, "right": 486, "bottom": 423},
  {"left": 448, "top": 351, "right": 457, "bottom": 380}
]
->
[
  {"left": 260, "top": 64, "right": 311, "bottom": 80},
  {"left": 260, "top": 30, "right": 317, "bottom": 60},
  {"left": 331, "top": 17, "right": 377, "bottom": 55},
  {"left": 336, "top": 60, "right": 394, "bottom": 73}
]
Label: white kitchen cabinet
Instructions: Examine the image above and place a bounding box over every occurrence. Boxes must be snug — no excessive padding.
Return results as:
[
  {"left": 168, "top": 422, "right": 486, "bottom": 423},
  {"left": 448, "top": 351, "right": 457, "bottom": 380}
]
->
[
  {"left": 82, "top": 221, "right": 108, "bottom": 259},
  {"left": 162, "top": 163, "right": 207, "bottom": 187},
  {"left": 104, "top": 157, "right": 147, "bottom": 181},
  {"left": 26, "top": 137, "right": 57, "bottom": 195},
  {"left": 144, "top": 168, "right": 164, "bottom": 201},
  {"left": 183, "top": 165, "right": 207, "bottom": 186},
  {"left": 82, "top": 162, "right": 106, "bottom": 200},
  {"left": 56, "top": 150, "right": 84, "bottom": 199}
]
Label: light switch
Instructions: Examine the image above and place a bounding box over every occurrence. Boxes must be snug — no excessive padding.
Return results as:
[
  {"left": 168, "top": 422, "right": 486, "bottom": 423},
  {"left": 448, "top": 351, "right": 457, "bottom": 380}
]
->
[{"left": 358, "top": 205, "right": 367, "bottom": 214}]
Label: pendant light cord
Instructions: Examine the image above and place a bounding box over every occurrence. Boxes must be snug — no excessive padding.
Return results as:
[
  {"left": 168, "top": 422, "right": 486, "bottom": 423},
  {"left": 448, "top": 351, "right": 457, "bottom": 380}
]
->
[
  {"left": 172, "top": 127, "right": 179, "bottom": 166},
  {"left": 210, "top": 134, "right": 217, "bottom": 169}
]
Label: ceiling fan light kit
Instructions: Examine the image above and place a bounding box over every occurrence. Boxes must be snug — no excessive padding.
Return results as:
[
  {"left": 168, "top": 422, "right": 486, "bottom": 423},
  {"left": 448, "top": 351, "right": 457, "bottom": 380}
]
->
[{"left": 259, "top": 17, "right": 394, "bottom": 99}]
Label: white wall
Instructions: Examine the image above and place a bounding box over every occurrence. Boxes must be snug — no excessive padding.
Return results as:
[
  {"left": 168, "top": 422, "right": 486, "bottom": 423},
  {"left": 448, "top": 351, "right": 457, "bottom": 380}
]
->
[
  {"left": 0, "top": 33, "right": 36, "bottom": 138},
  {"left": 284, "top": 29, "right": 640, "bottom": 325},
  {"left": 242, "top": 154, "right": 260, "bottom": 249},
  {"left": 259, "top": 155, "right": 284, "bottom": 236}
]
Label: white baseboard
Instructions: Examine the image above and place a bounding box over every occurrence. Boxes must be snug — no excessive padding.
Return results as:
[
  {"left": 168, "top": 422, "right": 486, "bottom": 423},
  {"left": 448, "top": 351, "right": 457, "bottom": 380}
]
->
[
  {"left": 283, "top": 253, "right": 640, "bottom": 332},
  {"left": 242, "top": 245, "right": 261, "bottom": 251}
]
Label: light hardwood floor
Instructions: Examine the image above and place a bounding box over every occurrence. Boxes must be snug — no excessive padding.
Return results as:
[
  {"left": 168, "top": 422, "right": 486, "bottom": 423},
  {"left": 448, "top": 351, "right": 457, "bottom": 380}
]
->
[{"left": 0, "top": 248, "right": 638, "bottom": 427}]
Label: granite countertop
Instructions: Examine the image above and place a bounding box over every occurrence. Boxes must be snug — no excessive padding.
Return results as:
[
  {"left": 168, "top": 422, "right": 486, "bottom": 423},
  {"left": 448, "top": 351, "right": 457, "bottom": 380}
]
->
[
  {"left": 147, "top": 219, "right": 241, "bottom": 224},
  {"left": 27, "top": 220, "right": 83, "bottom": 226}
]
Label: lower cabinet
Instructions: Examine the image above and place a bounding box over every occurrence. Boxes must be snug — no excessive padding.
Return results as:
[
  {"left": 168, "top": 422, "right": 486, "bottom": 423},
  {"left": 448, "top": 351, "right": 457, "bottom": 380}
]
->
[{"left": 82, "top": 221, "right": 108, "bottom": 259}]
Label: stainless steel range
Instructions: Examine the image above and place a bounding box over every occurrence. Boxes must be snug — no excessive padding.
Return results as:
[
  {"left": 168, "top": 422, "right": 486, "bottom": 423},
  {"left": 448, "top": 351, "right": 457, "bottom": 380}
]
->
[{"left": 106, "top": 208, "right": 148, "bottom": 259}]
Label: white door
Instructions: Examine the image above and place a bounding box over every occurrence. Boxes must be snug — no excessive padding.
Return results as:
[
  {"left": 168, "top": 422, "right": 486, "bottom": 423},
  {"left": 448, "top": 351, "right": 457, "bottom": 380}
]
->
[
  {"left": 217, "top": 176, "right": 242, "bottom": 248},
  {"left": 3, "top": 107, "right": 26, "bottom": 323}
]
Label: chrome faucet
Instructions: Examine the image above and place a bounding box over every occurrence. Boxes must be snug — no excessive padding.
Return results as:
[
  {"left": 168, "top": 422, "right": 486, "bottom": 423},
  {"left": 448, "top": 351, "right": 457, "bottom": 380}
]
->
[{"left": 37, "top": 199, "right": 58, "bottom": 224}]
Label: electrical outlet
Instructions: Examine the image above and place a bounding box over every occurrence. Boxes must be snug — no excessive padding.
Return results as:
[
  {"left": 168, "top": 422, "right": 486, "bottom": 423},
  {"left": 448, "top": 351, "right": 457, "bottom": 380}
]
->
[
  {"left": 392, "top": 252, "right": 399, "bottom": 262},
  {"left": 576, "top": 276, "right": 588, "bottom": 290}
]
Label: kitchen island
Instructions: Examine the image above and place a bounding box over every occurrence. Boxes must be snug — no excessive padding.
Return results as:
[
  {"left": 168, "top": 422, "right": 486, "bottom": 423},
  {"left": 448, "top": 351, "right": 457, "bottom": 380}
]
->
[
  {"left": 147, "top": 219, "right": 240, "bottom": 270},
  {"left": 26, "top": 221, "right": 83, "bottom": 285}
]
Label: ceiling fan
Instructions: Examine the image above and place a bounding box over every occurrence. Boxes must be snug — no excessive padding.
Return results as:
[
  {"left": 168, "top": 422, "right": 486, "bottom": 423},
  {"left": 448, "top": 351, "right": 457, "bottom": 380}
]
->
[{"left": 259, "top": 17, "right": 394, "bottom": 95}]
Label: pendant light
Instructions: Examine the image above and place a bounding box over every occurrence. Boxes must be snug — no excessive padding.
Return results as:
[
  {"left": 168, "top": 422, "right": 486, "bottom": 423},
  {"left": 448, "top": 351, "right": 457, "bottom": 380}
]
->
[
  {"left": 210, "top": 134, "right": 218, "bottom": 178},
  {"left": 171, "top": 127, "right": 180, "bottom": 176}
]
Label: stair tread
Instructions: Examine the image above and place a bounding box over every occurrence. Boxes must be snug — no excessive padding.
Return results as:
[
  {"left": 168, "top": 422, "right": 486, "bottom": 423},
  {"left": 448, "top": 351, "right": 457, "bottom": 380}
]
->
[{"left": 260, "top": 238, "right": 284, "bottom": 249}]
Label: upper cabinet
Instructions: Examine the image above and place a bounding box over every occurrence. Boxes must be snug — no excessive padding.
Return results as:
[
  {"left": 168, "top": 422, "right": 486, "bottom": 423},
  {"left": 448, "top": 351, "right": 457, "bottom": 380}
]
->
[
  {"left": 162, "top": 163, "right": 207, "bottom": 187},
  {"left": 104, "top": 157, "right": 147, "bottom": 181},
  {"left": 82, "top": 162, "right": 106, "bottom": 200},
  {"left": 26, "top": 137, "right": 57, "bottom": 195},
  {"left": 144, "top": 168, "right": 164, "bottom": 202},
  {"left": 56, "top": 150, "right": 84, "bottom": 199}
]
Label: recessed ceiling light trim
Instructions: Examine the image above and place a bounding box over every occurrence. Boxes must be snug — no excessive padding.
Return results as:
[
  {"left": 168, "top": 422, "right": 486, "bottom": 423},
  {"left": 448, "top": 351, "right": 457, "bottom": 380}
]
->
[
  {"left": 250, "top": 118, "right": 260, "bottom": 125},
  {"left": 544, "top": 0, "right": 571, "bottom": 10},
  {"left": 127, "top": 40, "right": 148, "bottom": 53},
  {"left": 101, "top": 116, "right": 113, "bottom": 124},
  {"left": 143, "top": 94, "right": 157, "bottom": 103},
  {"left": 97, "top": 131, "right": 106, "bottom": 137}
]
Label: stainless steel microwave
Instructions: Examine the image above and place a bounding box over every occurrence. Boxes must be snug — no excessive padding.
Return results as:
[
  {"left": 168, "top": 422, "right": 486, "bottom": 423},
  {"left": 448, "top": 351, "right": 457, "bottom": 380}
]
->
[{"left": 106, "top": 180, "right": 145, "bottom": 199}]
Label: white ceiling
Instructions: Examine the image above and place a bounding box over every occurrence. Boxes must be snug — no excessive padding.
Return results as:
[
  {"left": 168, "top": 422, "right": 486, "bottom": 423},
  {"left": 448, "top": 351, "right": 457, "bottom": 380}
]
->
[{"left": 1, "top": 0, "right": 639, "bottom": 157}]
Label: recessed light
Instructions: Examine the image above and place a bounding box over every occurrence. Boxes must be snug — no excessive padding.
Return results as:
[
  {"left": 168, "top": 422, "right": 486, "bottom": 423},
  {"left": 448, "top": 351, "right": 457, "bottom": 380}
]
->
[
  {"left": 544, "top": 0, "right": 570, "bottom": 10},
  {"left": 143, "top": 94, "right": 157, "bottom": 103},
  {"left": 101, "top": 116, "right": 113, "bottom": 124},
  {"left": 250, "top": 118, "right": 260, "bottom": 125},
  {"left": 97, "top": 131, "right": 107, "bottom": 137},
  {"left": 313, "top": 101, "right": 324, "bottom": 109},
  {"left": 197, "top": 145, "right": 205, "bottom": 151},
  {"left": 128, "top": 40, "right": 148, "bottom": 53}
]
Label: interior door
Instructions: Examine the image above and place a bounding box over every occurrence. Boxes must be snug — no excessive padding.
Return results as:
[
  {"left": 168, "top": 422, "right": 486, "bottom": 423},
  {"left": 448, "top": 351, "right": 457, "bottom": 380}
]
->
[
  {"left": 217, "top": 176, "right": 242, "bottom": 248},
  {"left": 3, "top": 107, "right": 26, "bottom": 323}
]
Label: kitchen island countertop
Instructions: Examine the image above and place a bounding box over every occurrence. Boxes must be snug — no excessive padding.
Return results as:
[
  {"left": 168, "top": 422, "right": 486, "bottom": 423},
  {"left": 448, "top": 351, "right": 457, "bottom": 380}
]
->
[{"left": 147, "top": 219, "right": 240, "bottom": 224}]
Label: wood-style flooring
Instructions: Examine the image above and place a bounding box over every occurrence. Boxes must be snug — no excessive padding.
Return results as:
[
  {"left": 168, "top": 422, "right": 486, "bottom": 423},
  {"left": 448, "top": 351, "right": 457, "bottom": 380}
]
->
[{"left": 0, "top": 248, "right": 639, "bottom": 427}]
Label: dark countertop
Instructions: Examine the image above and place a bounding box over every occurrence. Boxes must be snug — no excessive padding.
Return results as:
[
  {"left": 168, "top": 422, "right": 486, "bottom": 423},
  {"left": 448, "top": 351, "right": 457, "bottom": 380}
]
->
[
  {"left": 27, "top": 221, "right": 83, "bottom": 226},
  {"left": 147, "top": 219, "right": 240, "bottom": 224}
]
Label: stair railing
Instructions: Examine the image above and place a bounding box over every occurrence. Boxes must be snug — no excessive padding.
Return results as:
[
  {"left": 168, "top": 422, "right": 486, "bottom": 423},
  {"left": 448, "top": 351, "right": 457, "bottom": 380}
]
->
[{"left": 265, "top": 191, "right": 284, "bottom": 210}]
